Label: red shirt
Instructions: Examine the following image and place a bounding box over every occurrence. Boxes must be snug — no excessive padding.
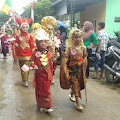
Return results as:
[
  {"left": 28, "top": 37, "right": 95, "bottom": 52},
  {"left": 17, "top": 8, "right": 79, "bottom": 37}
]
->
[
  {"left": 0, "top": 33, "right": 8, "bottom": 47},
  {"left": 31, "top": 50, "right": 53, "bottom": 82},
  {"left": 15, "top": 34, "right": 35, "bottom": 60}
]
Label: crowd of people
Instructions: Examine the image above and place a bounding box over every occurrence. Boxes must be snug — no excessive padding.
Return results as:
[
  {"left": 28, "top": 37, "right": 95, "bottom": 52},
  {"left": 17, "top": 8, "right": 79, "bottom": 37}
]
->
[{"left": 0, "top": 16, "right": 109, "bottom": 113}]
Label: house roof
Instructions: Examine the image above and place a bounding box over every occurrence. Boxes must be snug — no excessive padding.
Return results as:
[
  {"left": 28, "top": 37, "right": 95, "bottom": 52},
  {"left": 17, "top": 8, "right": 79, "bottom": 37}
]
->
[
  {"left": 50, "top": 0, "right": 63, "bottom": 7},
  {"left": 51, "top": 0, "right": 104, "bottom": 13}
]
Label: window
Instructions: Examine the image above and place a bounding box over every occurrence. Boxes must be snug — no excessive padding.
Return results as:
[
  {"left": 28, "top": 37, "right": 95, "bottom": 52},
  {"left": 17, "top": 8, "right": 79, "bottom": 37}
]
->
[
  {"left": 114, "top": 17, "right": 120, "bottom": 23},
  {"left": 92, "top": 20, "right": 96, "bottom": 33}
]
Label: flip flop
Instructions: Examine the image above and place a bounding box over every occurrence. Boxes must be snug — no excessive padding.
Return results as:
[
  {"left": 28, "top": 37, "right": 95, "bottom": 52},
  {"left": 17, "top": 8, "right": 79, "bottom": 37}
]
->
[{"left": 92, "top": 76, "right": 100, "bottom": 79}]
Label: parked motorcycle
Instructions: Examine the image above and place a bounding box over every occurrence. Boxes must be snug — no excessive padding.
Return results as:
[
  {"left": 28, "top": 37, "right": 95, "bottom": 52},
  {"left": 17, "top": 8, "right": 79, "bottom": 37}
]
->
[{"left": 104, "top": 32, "right": 120, "bottom": 84}]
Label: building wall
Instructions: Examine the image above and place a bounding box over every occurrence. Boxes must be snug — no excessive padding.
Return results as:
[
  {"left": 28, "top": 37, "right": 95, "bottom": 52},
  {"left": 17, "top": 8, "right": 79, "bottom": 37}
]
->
[
  {"left": 80, "top": 0, "right": 106, "bottom": 33},
  {"left": 59, "top": 14, "right": 71, "bottom": 21},
  {"left": 106, "top": 0, "right": 120, "bottom": 37},
  {"left": 59, "top": 12, "right": 80, "bottom": 26},
  {"left": 75, "top": 12, "right": 80, "bottom": 21},
  {"left": 56, "top": 1, "right": 67, "bottom": 16}
]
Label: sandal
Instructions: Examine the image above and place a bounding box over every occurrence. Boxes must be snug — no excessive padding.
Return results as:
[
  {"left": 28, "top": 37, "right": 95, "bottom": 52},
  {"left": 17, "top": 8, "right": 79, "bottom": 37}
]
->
[
  {"left": 75, "top": 104, "right": 83, "bottom": 110},
  {"left": 92, "top": 76, "right": 100, "bottom": 79},
  {"left": 69, "top": 95, "right": 75, "bottom": 102},
  {"left": 100, "top": 75, "right": 104, "bottom": 78}
]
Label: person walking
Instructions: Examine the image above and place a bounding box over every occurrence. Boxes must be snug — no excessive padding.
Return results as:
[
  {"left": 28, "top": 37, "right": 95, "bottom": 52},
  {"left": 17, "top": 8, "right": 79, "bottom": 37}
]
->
[
  {"left": 60, "top": 29, "right": 87, "bottom": 111},
  {"left": 31, "top": 28, "right": 53, "bottom": 113},
  {"left": 41, "top": 16, "right": 60, "bottom": 79},
  {"left": 15, "top": 18, "right": 35, "bottom": 87},
  {"left": 0, "top": 26, "right": 9, "bottom": 59}
]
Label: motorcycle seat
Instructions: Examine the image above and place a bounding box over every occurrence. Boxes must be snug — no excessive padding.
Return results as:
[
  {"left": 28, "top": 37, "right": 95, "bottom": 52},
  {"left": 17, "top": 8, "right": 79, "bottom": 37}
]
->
[
  {"left": 110, "top": 40, "right": 120, "bottom": 49},
  {"left": 114, "top": 47, "right": 120, "bottom": 56}
]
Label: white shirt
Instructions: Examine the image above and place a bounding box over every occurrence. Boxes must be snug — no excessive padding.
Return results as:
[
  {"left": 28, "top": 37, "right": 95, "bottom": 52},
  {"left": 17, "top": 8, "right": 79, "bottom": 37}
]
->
[{"left": 98, "top": 29, "right": 109, "bottom": 51}]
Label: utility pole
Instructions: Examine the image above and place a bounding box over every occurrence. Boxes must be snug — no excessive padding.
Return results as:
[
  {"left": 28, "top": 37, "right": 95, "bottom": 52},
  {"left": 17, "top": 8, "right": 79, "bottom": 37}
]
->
[
  {"left": 73, "top": 0, "right": 75, "bottom": 26},
  {"left": 70, "top": 0, "right": 73, "bottom": 27},
  {"left": 70, "top": 0, "right": 75, "bottom": 27}
]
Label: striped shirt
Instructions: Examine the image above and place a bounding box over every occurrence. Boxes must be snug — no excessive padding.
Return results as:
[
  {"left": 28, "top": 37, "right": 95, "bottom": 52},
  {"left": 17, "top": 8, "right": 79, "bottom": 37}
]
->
[{"left": 98, "top": 29, "right": 109, "bottom": 51}]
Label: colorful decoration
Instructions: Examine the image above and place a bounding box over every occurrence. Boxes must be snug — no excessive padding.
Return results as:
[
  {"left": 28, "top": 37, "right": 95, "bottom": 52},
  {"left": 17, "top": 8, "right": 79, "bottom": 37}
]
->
[
  {"left": 19, "top": 37, "right": 22, "bottom": 41},
  {"left": 7, "top": 36, "right": 16, "bottom": 41},
  {"left": 2, "top": 0, "right": 12, "bottom": 15},
  {"left": 15, "top": 18, "right": 32, "bottom": 27},
  {"left": 71, "top": 49, "right": 77, "bottom": 55},
  {"left": 21, "top": 64, "right": 33, "bottom": 72},
  {"left": 78, "top": 58, "right": 82, "bottom": 65},
  {"left": 35, "top": 28, "right": 49, "bottom": 41},
  {"left": 35, "top": 51, "right": 41, "bottom": 57},
  {"left": 67, "top": 58, "right": 82, "bottom": 80},
  {"left": 3, "top": 14, "right": 16, "bottom": 31},
  {"left": 40, "top": 53, "right": 48, "bottom": 66},
  {"left": 41, "top": 16, "right": 57, "bottom": 28}
]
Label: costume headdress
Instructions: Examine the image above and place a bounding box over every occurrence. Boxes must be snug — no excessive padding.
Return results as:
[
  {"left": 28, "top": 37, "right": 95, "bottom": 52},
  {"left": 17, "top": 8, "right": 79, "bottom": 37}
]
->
[
  {"left": 32, "top": 23, "right": 41, "bottom": 30},
  {"left": 35, "top": 28, "right": 49, "bottom": 41},
  {"left": 40, "top": 16, "right": 57, "bottom": 32},
  {"left": 32, "top": 23, "right": 41, "bottom": 37},
  {"left": 15, "top": 18, "right": 32, "bottom": 28},
  {"left": 68, "top": 29, "right": 84, "bottom": 47}
]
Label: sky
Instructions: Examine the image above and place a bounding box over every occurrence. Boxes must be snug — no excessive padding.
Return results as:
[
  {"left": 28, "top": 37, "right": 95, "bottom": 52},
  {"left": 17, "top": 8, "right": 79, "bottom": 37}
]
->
[
  {"left": 0, "top": 0, "right": 6, "bottom": 11},
  {"left": 0, "top": 0, "right": 37, "bottom": 15}
]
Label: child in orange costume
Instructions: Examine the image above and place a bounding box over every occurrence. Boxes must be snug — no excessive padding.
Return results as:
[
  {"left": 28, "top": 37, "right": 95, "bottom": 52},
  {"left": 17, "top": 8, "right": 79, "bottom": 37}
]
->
[{"left": 60, "top": 29, "right": 87, "bottom": 111}]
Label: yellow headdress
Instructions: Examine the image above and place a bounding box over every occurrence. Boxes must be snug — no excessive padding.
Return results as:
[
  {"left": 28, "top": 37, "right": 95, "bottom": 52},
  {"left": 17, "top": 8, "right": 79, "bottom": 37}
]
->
[
  {"left": 32, "top": 23, "right": 41, "bottom": 30},
  {"left": 40, "top": 16, "right": 57, "bottom": 32},
  {"left": 32, "top": 23, "right": 41, "bottom": 35}
]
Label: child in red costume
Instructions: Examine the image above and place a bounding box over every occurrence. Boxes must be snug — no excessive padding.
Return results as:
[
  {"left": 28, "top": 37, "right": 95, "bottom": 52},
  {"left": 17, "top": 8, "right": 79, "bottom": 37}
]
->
[
  {"left": 15, "top": 18, "right": 35, "bottom": 87},
  {"left": 30, "top": 28, "right": 53, "bottom": 113}
]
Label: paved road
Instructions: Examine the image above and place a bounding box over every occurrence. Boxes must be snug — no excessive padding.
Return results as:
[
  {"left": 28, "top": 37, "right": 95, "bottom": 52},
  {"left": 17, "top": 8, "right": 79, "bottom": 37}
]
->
[{"left": 0, "top": 54, "right": 120, "bottom": 120}]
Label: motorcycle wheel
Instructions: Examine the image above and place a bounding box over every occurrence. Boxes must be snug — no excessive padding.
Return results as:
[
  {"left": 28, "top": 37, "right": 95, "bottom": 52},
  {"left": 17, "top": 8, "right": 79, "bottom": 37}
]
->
[{"left": 105, "top": 68, "right": 120, "bottom": 84}]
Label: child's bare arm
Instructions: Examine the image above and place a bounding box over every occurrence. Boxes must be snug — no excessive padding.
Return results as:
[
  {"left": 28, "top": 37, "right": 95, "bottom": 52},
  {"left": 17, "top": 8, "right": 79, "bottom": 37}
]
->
[{"left": 61, "top": 51, "right": 68, "bottom": 58}]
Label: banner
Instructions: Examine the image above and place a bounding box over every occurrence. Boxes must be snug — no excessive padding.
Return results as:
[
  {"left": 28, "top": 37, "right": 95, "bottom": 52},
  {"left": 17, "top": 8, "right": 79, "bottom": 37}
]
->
[
  {"left": 31, "top": 2, "right": 34, "bottom": 21},
  {"left": 3, "top": 14, "right": 16, "bottom": 30},
  {"left": 2, "top": 0, "right": 12, "bottom": 15}
]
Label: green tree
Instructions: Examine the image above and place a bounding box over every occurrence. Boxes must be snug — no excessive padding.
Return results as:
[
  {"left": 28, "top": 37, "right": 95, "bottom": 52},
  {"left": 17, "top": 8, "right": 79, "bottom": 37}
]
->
[
  {"left": 49, "top": 0, "right": 56, "bottom": 3},
  {"left": 37, "top": 0, "right": 56, "bottom": 2},
  {"left": 0, "top": 12, "right": 10, "bottom": 27},
  {"left": 22, "top": 0, "right": 55, "bottom": 23}
]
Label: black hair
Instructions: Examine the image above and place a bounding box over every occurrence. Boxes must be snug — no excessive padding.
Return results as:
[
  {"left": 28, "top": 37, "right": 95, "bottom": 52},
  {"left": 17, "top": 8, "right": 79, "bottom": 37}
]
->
[
  {"left": 98, "top": 22, "right": 105, "bottom": 29},
  {"left": 59, "top": 26, "right": 67, "bottom": 35}
]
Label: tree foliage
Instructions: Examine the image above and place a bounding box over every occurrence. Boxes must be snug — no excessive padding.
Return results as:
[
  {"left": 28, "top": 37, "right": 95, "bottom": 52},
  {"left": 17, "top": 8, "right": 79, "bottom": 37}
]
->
[
  {"left": 37, "top": 0, "right": 56, "bottom": 3},
  {"left": 0, "top": 12, "right": 10, "bottom": 27},
  {"left": 49, "top": 0, "right": 57, "bottom": 3},
  {"left": 22, "top": 0, "right": 55, "bottom": 23}
]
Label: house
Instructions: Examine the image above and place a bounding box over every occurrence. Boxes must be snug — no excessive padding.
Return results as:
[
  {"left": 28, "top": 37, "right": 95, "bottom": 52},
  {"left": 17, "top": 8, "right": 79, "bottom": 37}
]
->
[{"left": 51, "top": 0, "right": 120, "bottom": 37}]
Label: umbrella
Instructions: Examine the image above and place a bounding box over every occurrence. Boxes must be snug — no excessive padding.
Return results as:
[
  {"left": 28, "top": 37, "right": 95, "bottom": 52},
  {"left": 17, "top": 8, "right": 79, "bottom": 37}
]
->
[{"left": 56, "top": 20, "right": 67, "bottom": 28}]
